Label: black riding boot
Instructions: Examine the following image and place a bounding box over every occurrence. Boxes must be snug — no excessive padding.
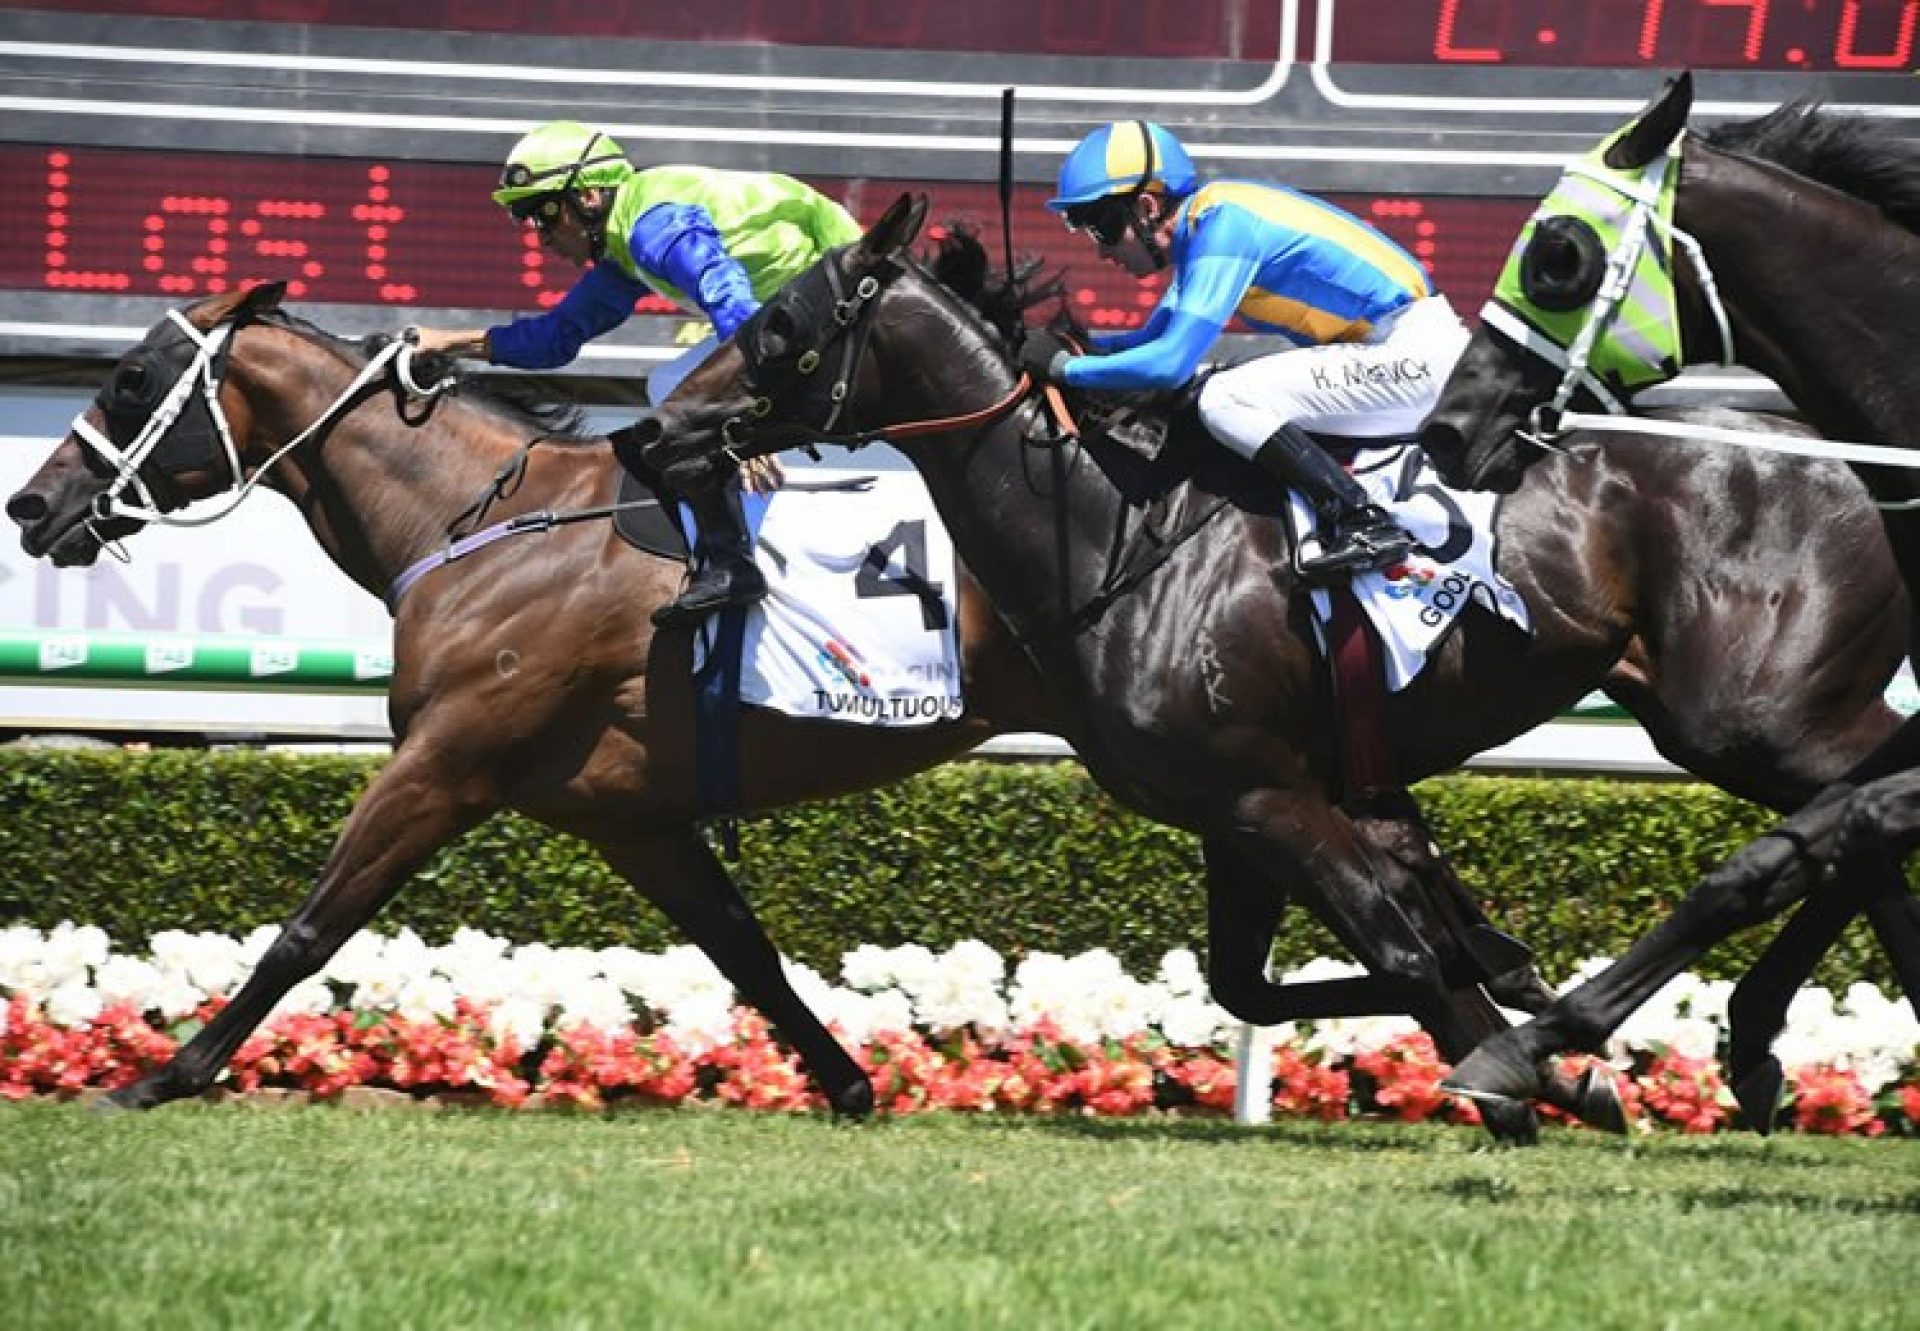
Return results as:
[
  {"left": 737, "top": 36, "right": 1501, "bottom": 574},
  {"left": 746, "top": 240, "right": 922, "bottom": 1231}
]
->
[
  {"left": 651, "top": 481, "right": 769, "bottom": 628},
  {"left": 1252, "top": 423, "right": 1413, "bottom": 580}
]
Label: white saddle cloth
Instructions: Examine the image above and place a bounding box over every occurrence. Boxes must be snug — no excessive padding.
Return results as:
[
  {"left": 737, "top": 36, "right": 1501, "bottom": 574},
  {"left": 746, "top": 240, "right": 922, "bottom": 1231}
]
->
[
  {"left": 1288, "top": 443, "right": 1531, "bottom": 692},
  {"left": 691, "top": 472, "right": 965, "bottom": 727}
]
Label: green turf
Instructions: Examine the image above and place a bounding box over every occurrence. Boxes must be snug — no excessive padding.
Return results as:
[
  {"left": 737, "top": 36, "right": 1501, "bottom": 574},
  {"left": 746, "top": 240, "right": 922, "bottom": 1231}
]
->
[{"left": 2, "top": 1101, "right": 1914, "bottom": 1330}]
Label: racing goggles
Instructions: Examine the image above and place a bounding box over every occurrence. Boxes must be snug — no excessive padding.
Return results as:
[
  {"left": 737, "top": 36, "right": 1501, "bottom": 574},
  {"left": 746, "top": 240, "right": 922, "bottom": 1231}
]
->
[
  {"left": 1062, "top": 198, "right": 1133, "bottom": 247},
  {"left": 507, "top": 193, "right": 567, "bottom": 231}
]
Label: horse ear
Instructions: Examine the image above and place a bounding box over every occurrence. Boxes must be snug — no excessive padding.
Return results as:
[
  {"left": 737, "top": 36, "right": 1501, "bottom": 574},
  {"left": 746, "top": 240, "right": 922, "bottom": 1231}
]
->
[
  {"left": 237, "top": 280, "right": 289, "bottom": 317},
  {"left": 855, "top": 193, "right": 930, "bottom": 266},
  {"left": 1606, "top": 71, "right": 1693, "bottom": 170}
]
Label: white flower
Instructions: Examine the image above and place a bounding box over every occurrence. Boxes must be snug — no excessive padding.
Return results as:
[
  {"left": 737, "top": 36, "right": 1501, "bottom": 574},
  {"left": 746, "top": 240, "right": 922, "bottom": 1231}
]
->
[
  {"left": 1007, "top": 949, "right": 1156, "bottom": 1044},
  {"left": 821, "top": 987, "right": 916, "bottom": 1045},
  {"left": 553, "top": 976, "right": 634, "bottom": 1033},
  {"left": 151, "top": 929, "right": 250, "bottom": 998},
  {"left": 270, "top": 976, "right": 334, "bottom": 1019},
  {"left": 40, "top": 922, "right": 110, "bottom": 990},
  {"left": 393, "top": 974, "right": 460, "bottom": 1025},
  {"left": 0, "top": 925, "right": 48, "bottom": 996},
  {"left": 659, "top": 993, "right": 736, "bottom": 1055},
  {"left": 616, "top": 945, "right": 733, "bottom": 1023},
  {"left": 1156, "top": 992, "right": 1234, "bottom": 1049},
  {"left": 44, "top": 978, "right": 102, "bottom": 1028},
  {"left": 1156, "top": 948, "right": 1207, "bottom": 997},
  {"left": 488, "top": 996, "right": 551, "bottom": 1048},
  {"left": 92, "top": 955, "right": 164, "bottom": 1012}
]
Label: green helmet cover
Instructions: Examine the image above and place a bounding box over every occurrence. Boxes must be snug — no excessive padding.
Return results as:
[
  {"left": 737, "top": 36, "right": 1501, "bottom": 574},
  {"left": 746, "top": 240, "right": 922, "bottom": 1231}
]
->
[{"left": 492, "top": 121, "right": 632, "bottom": 208}]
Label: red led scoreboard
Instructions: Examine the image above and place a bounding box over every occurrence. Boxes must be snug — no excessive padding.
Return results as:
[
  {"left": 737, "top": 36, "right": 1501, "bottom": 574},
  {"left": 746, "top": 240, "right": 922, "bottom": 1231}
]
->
[
  {"left": 0, "top": 147, "right": 1534, "bottom": 331},
  {"left": 1, "top": 0, "right": 1911, "bottom": 353}
]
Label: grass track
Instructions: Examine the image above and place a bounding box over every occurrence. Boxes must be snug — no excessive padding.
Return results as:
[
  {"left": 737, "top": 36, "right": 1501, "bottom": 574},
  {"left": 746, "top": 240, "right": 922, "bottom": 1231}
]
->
[{"left": 3, "top": 1101, "right": 1916, "bottom": 1330}]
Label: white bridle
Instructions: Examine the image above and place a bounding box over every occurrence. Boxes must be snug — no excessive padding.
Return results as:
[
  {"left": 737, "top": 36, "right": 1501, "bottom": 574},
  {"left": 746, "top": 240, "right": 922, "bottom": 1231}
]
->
[
  {"left": 1488, "top": 141, "right": 1918, "bottom": 488},
  {"left": 70, "top": 310, "right": 457, "bottom": 534}
]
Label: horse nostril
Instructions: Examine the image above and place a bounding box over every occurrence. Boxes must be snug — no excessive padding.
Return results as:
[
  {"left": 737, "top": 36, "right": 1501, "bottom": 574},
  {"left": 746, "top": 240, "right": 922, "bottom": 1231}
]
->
[{"left": 6, "top": 491, "right": 46, "bottom": 525}]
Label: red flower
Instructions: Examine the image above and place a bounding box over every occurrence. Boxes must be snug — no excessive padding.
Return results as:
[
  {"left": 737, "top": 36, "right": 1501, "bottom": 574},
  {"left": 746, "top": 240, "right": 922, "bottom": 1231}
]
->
[{"left": 1789, "top": 1064, "right": 1884, "bottom": 1138}]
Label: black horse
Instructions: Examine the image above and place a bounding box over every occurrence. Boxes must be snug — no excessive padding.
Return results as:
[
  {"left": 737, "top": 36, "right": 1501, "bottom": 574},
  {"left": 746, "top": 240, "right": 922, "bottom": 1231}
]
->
[
  {"left": 1420, "top": 74, "right": 1920, "bottom": 1125},
  {"left": 635, "top": 192, "right": 1906, "bottom": 1137}
]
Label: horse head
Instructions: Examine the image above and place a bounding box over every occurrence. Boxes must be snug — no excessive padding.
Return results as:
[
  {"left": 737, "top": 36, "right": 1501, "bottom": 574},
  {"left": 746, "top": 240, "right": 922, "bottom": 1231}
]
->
[
  {"left": 631, "top": 192, "right": 948, "bottom": 491},
  {"left": 7, "top": 280, "right": 291, "bottom": 566},
  {"left": 1422, "top": 73, "right": 1696, "bottom": 492}
]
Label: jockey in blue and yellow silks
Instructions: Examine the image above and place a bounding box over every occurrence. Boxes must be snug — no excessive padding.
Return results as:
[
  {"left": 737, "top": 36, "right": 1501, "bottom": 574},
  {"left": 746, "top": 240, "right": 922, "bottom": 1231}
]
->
[
  {"left": 1021, "top": 121, "right": 1471, "bottom": 580},
  {"left": 411, "top": 121, "right": 863, "bottom": 627}
]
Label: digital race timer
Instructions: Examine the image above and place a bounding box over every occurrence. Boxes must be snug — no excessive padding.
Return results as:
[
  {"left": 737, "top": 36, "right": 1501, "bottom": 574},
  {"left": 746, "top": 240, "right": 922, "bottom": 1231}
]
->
[
  {"left": 0, "top": 145, "right": 1535, "bottom": 334},
  {"left": 1326, "top": 0, "right": 1916, "bottom": 72}
]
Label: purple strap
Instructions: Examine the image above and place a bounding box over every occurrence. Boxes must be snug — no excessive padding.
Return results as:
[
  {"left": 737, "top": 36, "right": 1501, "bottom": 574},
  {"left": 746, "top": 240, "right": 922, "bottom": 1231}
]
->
[{"left": 386, "top": 514, "right": 551, "bottom": 611}]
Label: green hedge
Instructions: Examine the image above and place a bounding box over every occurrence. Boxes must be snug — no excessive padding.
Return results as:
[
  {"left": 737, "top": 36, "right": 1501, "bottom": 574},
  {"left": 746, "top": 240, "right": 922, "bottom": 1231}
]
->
[{"left": 0, "top": 748, "right": 1892, "bottom": 991}]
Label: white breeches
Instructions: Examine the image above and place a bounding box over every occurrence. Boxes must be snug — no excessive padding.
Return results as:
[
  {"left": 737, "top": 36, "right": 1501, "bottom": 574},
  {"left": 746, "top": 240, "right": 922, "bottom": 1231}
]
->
[{"left": 1197, "top": 295, "right": 1471, "bottom": 459}]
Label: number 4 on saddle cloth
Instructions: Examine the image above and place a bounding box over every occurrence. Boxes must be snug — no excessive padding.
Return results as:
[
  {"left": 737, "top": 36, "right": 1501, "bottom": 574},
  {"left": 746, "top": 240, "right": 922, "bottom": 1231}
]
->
[
  {"left": 1287, "top": 443, "right": 1530, "bottom": 693},
  {"left": 683, "top": 471, "right": 966, "bottom": 727}
]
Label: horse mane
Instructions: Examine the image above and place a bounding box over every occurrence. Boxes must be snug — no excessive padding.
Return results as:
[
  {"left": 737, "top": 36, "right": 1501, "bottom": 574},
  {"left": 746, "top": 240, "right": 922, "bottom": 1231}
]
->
[
  {"left": 255, "top": 308, "right": 599, "bottom": 443},
  {"left": 924, "top": 223, "right": 1066, "bottom": 346},
  {"left": 1705, "top": 102, "right": 1920, "bottom": 235},
  {"left": 922, "top": 223, "right": 1201, "bottom": 471}
]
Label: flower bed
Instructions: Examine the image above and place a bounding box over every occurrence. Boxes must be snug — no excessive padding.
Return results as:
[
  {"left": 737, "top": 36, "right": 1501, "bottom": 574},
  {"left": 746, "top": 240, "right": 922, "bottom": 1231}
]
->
[{"left": 3, "top": 923, "right": 1916, "bottom": 1136}]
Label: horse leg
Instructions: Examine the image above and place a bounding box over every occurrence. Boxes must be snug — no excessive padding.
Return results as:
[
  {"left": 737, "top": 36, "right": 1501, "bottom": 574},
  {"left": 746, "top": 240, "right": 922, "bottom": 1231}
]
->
[
  {"left": 1217, "top": 802, "right": 1558, "bottom": 1145},
  {"left": 1832, "top": 771, "right": 1920, "bottom": 1014},
  {"left": 1715, "top": 731, "right": 1920, "bottom": 1125},
  {"left": 1724, "top": 889, "right": 1862, "bottom": 1131},
  {"left": 1443, "top": 786, "right": 1852, "bottom": 1110},
  {"left": 104, "top": 741, "right": 497, "bottom": 1110},
  {"left": 1203, "top": 837, "right": 1424, "bottom": 1023},
  {"left": 1348, "top": 791, "right": 1554, "bottom": 1012},
  {"left": 1211, "top": 823, "right": 1620, "bottom": 1137},
  {"left": 593, "top": 828, "right": 873, "bottom": 1119}
]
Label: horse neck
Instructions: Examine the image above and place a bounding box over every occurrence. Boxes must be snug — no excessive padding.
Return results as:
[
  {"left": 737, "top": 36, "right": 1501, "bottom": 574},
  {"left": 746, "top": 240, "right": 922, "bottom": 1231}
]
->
[
  {"left": 228, "top": 326, "right": 580, "bottom": 600},
  {"left": 1682, "top": 146, "right": 1920, "bottom": 583},
  {"left": 872, "top": 285, "right": 1137, "bottom": 647},
  {"left": 1683, "top": 148, "right": 1920, "bottom": 458}
]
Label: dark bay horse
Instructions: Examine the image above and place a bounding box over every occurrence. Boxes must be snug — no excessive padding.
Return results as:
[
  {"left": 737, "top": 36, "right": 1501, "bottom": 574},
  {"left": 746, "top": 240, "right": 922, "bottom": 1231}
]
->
[
  {"left": 2, "top": 286, "right": 1056, "bottom": 1115},
  {"left": 633, "top": 194, "right": 1906, "bottom": 1135},
  {"left": 1419, "top": 74, "right": 1920, "bottom": 1123}
]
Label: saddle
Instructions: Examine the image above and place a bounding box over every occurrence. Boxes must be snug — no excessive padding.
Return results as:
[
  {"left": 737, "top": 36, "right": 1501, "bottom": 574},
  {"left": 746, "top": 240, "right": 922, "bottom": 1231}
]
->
[{"left": 612, "top": 462, "right": 692, "bottom": 561}]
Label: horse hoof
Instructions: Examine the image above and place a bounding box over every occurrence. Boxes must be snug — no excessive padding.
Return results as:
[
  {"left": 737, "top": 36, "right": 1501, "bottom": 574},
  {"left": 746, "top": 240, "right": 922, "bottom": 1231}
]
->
[
  {"left": 1443, "top": 1038, "right": 1545, "bottom": 1104},
  {"left": 1572, "top": 1065, "right": 1629, "bottom": 1136},
  {"left": 1733, "top": 1058, "right": 1784, "bottom": 1136},
  {"left": 828, "top": 1077, "right": 876, "bottom": 1121},
  {"left": 1477, "top": 1096, "right": 1541, "bottom": 1147},
  {"left": 96, "top": 1084, "right": 152, "bottom": 1113}
]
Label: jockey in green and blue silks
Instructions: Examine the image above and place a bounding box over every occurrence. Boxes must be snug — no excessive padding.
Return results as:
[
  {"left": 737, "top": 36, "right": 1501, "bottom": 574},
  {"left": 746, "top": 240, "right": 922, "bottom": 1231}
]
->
[
  {"left": 1021, "top": 120, "right": 1472, "bottom": 581},
  {"left": 485, "top": 123, "right": 862, "bottom": 368},
  {"left": 469, "top": 120, "right": 863, "bottom": 627}
]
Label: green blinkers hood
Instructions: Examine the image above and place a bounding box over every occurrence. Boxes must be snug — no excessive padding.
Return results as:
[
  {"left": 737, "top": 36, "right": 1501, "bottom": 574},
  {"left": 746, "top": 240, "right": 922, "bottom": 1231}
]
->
[{"left": 1486, "top": 125, "right": 1685, "bottom": 400}]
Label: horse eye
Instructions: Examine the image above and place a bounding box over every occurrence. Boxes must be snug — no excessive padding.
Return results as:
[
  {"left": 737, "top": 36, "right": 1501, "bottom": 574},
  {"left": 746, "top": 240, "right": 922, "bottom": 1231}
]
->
[
  {"left": 757, "top": 306, "right": 796, "bottom": 361},
  {"left": 114, "top": 361, "right": 152, "bottom": 401},
  {"left": 1520, "top": 216, "right": 1605, "bottom": 312}
]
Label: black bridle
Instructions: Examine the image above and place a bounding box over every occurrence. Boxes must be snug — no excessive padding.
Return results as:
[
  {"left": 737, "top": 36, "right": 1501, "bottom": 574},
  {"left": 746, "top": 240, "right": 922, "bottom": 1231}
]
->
[{"left": 717, "top": 247, "right": 902, "bottom": 458}]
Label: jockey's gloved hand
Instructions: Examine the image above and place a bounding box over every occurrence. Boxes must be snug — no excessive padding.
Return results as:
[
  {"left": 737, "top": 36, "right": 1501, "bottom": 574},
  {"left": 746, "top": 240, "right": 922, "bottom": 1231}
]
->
[{"left": 1017, "top": 329, "right": 1075, "bottom": 385}]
